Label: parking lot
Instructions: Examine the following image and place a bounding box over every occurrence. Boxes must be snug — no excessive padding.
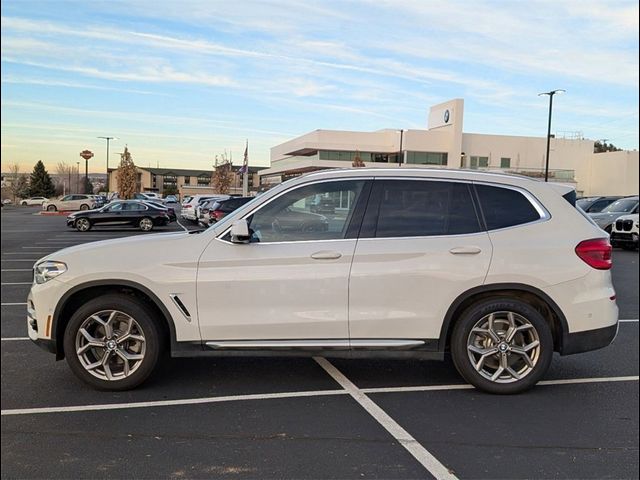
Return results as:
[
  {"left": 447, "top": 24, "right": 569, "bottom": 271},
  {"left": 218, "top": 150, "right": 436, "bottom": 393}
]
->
[{"left": 1, "top": 205, "right": 638, "bottom": 479}]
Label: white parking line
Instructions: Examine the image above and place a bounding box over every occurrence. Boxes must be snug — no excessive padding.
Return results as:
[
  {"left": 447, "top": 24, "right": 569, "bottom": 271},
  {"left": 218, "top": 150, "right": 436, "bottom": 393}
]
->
[
  {"left": 0, "top": 375, "right": 638, "bottom": 419},
  {"left": 0, "top": 269, "right": 31, "bottom": 272},
  {"left": 314, "top": 357, "right": 458, "bottom": 480},
  {"left": 1, "top": 282, "right": 31, "bottom": 285},
  {"left": 620, "top": 319, "right": 639, "bottom": 323},
  {"left": 1, "top": 260, "right": 37, "bottom": 262},
  {"left": 176, "top": 217, "right": 189, "bottom": 232},
  {"left": 1, "top": 303, "right": 27, "bottom": 306},
  {"left": 1, "top": 337, "right": 29, "bottom": 341}
]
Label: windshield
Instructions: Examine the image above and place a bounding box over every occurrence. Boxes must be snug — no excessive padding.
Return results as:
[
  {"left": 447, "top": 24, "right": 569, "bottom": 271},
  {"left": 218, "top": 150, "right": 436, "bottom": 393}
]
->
[
  {"left": 576, "top": 199, "right": 592, "bottom": 210},
  {"left": 602, "top": 198, "right": 638, "bottom": 213}
]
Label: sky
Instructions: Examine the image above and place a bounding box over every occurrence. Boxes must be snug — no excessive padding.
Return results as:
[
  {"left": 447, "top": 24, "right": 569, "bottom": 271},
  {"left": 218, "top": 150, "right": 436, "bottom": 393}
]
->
[{"left": 1, "top": 0, "right": 638, "bottom": 175}]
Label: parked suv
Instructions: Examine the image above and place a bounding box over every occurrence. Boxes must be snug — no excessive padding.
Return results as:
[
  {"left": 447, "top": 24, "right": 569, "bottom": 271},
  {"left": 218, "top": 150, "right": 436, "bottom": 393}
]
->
[
  {"left": 43, "top": 194, "right": 96, "bottom": 212},
  {"left": 610, "top": 214, "right": 639, "bottom": 250},
  {"left": 200, "top": 196, "right": 254, "bottom": 225},
  {"left": 28, "top": 169, "right": 618, "bottom": 393},
  {"left": 181, "top": 195, "right": 228, "bottom": 222},
  {"left": 588, "top": 196, "right": 639, "bottom": 233}
]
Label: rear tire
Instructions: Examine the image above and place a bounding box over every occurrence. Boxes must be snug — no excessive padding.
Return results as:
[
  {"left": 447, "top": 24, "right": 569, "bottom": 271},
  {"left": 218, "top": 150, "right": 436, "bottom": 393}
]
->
[
  {"left": 139, "top": 217, "right": 154, "bottom": 231},
  {"left": 21, "top": 201, "right": 27, "bottom": 206},
  {"left": 80, "top": 204, "right": 90, "bottom": 210},
  {"left": 63, "top": 294, "right": 162, "bottom": 390},
  {"left": 47, "top": 205, "right": 57, "bottom": 212},
  {"left": 451, "top": 297, "right": 553, "bottom": 394}
]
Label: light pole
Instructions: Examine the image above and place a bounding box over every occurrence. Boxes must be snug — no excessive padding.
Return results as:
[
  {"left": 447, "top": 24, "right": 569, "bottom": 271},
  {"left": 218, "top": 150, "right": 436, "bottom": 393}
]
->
[
  {"left": 538, "top": 89, "right": 565, "bottom": 182},
  {"left": 98, "top": 136, "right": 116, "bottom": 193},
  {"left": 76, "top": 162, "right": 80, "bottom": 193}
]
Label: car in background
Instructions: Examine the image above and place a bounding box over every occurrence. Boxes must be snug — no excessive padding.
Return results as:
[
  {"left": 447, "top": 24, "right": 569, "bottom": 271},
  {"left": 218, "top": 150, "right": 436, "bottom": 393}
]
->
[
  {"left": 164, "top": 195, "right": 179, "bottom": 204},
  {"left": 610, "top": 213, "right": 639, "bottom": 250},
  {"left": 89, "top": 195, "right": 107, "bottom": 208},
  {"left": 133, "top": 193, "right": 163, "bottom": 202},
  {"left": 144, "top": 200, "right": 177, "bottom": 222},
  {"left": 43, "top": 194, "right": 97, "bottom": 212},
  {"left": 588, "top": 196, "right": 639, "bottom": 233},
  {"left": 181, "top": 195, "right": 225, "bottom": 222},
  {"left": 199, "top": 196, "right": 254, "bottom": 226},
  {"left": 66, "top": 200, "right": 170, "bottom": 232},
  {"left": 309, "top": 197, "right": 336, "bottom": 214},
  {"left": 20, "top": 197, "right": 48, "bottom": 206},
  {"left": 576, "top": 196, "right": 621, "bottom": 213}
]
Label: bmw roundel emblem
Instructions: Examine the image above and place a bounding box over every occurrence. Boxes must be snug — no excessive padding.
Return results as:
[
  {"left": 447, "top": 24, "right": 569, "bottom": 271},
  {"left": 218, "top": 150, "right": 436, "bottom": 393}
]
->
[{"left": 444, "top": 109, "right": 450, "bottom": 123}]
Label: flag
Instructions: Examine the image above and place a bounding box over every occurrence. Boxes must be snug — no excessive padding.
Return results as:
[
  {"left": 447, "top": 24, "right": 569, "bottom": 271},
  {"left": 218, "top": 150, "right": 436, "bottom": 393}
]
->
[{"left": 239, "top": 140, "right": 249, "bottom": 175}]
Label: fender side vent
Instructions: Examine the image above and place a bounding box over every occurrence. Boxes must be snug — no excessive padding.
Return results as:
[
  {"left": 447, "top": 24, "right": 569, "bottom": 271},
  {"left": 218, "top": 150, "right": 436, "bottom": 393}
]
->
[{"left": 170, "top": 294, "right": 191, "bottom": 321}]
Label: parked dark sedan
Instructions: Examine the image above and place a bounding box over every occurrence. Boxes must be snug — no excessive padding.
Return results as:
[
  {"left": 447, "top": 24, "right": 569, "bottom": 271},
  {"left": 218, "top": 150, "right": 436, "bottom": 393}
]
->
[
  {"left": 143, "top": 200, "right": 177, "bottom": 222},
  {"left": 66, "top": 200, "right": 170, "bottom": 232}
]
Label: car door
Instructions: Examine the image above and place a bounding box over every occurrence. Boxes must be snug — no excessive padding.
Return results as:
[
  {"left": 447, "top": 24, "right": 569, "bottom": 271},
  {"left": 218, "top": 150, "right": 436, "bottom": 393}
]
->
[
  {"left": 196, "top": 178, "right": 372, "bottom": 342},
  {"left": 348, "top": 179, "right": 493, "bottom": 343},
  {"left": 96, "top": 202, "right": 125, "bottom": 226}
]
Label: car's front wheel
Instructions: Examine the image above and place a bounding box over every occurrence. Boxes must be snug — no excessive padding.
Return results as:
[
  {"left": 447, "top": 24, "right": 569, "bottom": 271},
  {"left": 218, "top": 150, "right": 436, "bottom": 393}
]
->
[
  {"left": 63, "top": 295, "right": 162, "bottom": 390},
  {"left": 47, "top": 205, "right": 57, "bottom": 212},
  {"left": 451, "top": 297, "right": 553, "bottom": 394},
  {"left": 80, "top": 204, "right": 90, "bottom": 210},
  {"left": 75, "top": 218, "right": 92, "bottom": 232},
  {"left": 21, "top": 201, "right": 27, "bottom": 206},
  {"left": 139, "top": 217, "right": 154, "bottom": 231}
]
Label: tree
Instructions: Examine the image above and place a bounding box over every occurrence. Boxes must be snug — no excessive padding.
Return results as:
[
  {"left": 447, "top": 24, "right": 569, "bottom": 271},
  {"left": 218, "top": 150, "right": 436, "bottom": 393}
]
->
[
  {"left": 13, "top": 174, "right": 30, "bottom": 199},
  {"left": 352, "top": 149, "right": 365, "bottom": 167},
  {"left": 6, "top": 163, "right": 23, "bottom": 202},
  {"left": 594, "top": 140, "right": 622, "bottom": 153},
  {"left": 28, "top": 161, "right": 55, "bottom": 198},
  {"left": 116, "top": 146, "right": 138, "bottom": 199},
  {"left": 163, "top": 185, "right": 179, "bottom": 196},
  {"left": 212, "top": 152, "right": 233, "bottom": 194}
]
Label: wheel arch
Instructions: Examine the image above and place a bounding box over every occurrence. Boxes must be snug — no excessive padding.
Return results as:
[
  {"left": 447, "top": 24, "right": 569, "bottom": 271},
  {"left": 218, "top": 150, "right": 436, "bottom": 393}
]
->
[
  {"left": 438, "top": 283, "right": 569, "bottom": 354},
  {"left": 52, "top": 280, "right": 177, "bottom": 360}
]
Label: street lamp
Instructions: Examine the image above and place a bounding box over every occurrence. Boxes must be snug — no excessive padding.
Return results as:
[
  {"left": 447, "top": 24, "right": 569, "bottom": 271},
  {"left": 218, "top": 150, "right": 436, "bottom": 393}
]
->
[
  {"left": 538, "top": 89, "right": 565, "bottom": 182},
  {"left": 76, "top": 161, "right": 80, "bottom": 193},
  {"left": 98, "top": 136, "right": 116, "bottom": 193}
]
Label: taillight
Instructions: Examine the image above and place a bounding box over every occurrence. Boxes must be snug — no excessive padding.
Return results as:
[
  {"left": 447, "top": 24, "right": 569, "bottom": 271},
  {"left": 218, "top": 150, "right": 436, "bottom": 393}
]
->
[
  {"left": 575, "top": 238, "right": 612, "bottom": 270},
  {"left": 213, "top": 210, "right": 224, "bottom": 220}
]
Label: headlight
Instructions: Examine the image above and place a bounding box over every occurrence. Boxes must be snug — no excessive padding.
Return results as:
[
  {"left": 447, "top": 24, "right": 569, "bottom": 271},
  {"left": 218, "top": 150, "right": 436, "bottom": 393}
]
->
[{"left": 34, "top": 261, "right": 67, "bottom": 284}]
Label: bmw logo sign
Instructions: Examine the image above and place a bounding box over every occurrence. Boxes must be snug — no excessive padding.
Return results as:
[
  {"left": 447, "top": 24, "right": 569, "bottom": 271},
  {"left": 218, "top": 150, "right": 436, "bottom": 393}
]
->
[{"left": 444, "top": 109, "right": 450, "bottom": 123}]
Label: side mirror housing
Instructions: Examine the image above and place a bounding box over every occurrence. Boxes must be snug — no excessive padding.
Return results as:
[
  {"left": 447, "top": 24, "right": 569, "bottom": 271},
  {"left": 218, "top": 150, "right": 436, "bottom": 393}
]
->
[{"left": 230, "top": 219, "right": 251, "bottom": 244}]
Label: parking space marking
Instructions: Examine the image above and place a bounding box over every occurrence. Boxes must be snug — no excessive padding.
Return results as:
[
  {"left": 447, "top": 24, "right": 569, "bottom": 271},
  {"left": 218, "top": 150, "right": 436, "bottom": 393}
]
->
[
  {"left": 1, "top": 269, "right": 32, "bottom": 272},
  {"left": 1, "top": 282, "right": 31, "bottom": 285},
  {"left": 361, "top": 375, "right": 639, "bottom": 394},
  {"left": 1, "top": 259, "right": 37, "bottom": 262},
  {"left": 620, "top": 319, "right": 639, "bottom": 322},
  {"left": 1, "top": 302, "right": 27, "bottom": 306},
  {"left": 314, "top": 357, "right": 458, "bottom": 480},
  {"left": 1, "top": 337, "right": 29, "bottom": 341},
  {"left": 0, "top": 389, "right": 349, "bottom": 416}
]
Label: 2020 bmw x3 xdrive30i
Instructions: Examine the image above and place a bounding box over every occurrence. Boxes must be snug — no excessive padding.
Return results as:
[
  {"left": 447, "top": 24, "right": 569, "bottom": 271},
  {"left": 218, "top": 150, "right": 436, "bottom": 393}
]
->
[{"left": 28, "top": 168, "right": 618, "bottom": 393}]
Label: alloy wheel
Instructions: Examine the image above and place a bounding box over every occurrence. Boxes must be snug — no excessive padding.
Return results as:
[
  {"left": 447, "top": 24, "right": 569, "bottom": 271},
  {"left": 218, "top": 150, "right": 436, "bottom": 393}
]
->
[
  {"left": 75, "top": 310, "right": 147, "bottom": 381},
  {"left": 466, "top": 311, "right": 541, "bottom": 383},
  {"left": 76, "top": 218, "right": 90, "bottom": 231},
  {"left": 140, "top": 218, "right": 153, "bottom": 231}
]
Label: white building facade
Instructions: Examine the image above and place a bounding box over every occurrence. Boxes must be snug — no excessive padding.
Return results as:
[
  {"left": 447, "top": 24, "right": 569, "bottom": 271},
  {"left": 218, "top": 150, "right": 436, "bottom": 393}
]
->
[{"left": 262, "top": 99, "right": 638, "bottom": 196}]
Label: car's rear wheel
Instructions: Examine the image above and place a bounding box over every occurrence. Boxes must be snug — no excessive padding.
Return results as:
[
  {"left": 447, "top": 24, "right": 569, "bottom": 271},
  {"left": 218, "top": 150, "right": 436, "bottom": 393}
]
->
[
  {"left": 451, "top": 297, "right": 553, "bottom": 394},
  {"left": 47, "top": 205, "right": 57, "bottom": 212},
  {"left": 139, "top": 217, "right": 154, "bottom": 231},
  {"left": 21, "top": 201, "right": 27, "bottom": 206},
  {"left": 75, "top": 218, "right": 92, "bottom": 232},
  {"left": 63, "top": 295, "right": 162, "bottom": 390},
  {"left": 80, "top": 204, "right": 90, "bottom": 210}
]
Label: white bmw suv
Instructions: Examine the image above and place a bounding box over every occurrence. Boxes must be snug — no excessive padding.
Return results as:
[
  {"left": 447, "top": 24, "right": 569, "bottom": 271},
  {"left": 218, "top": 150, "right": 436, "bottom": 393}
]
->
[{"left": 28, "top": 169, "right": 618, "bottom": 393}]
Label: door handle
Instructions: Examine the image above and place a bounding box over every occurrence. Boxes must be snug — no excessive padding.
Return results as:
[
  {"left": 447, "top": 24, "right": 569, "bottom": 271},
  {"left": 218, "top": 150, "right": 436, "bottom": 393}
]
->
[
  {"left": 449, "top": 246, "right": 482, "bottom": 255},
  {"left": 311, "top": 251, "right": 342, "bottom": 260}
]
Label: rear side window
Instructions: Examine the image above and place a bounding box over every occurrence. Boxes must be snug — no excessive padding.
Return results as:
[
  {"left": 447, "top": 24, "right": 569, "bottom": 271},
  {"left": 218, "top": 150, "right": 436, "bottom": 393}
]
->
[
  {"left": 475, "top": 184, "right": 541, "bottom": 230},
  {"left": 374, "top": 180, "right": 481, "bottom": 238}
]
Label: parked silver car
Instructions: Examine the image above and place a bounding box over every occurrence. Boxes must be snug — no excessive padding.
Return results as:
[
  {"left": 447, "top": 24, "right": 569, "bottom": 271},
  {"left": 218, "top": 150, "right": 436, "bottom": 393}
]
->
[{"left": 589, "top": 196, "right": 639, "bottom": 232}]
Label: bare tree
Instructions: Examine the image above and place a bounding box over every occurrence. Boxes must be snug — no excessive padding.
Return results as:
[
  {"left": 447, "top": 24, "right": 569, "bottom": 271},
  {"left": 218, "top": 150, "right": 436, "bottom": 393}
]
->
[
  {"left": 56, "top": 162, "right": 73, "bottom": 195},
  {"left": 116, "top": 146, "right": 138, "bottom": 199},
  {"left": 352, "top": 150, "right": 365, "bottom": 168},
  {"left": 6, "top": 163, "right": 23, "bottom": 202}
]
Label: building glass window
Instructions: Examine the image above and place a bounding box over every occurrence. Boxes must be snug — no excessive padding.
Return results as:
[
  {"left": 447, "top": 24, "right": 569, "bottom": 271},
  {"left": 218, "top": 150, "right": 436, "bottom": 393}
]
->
[
  {"left": 500, "top": 157, "right": 511, "bottom": 169},
  {"left": 318, "top": 150, "right": 382, "bottom": 163},
  {"left": 184, "top": 176, "right": 190, "bottom": 185},
  {"left": 470, "top": 156, "right": 489, "bottom": 169},
  {"left": 406, "top": 152, "right": 448, "bottom": 166},
  {"left": 197, "top": 174, "right": 211, "bottom": 186}
]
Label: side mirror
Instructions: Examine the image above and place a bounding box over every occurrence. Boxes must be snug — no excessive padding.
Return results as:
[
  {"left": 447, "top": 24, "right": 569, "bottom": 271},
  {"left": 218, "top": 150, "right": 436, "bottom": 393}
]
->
[{"left": 230, "top": 219, "right": 251, "bottom": 244}]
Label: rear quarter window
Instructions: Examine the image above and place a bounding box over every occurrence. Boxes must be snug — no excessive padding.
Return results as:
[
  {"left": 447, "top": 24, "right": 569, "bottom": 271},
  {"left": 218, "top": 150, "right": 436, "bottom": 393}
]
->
[{"left": 476, "top": 184, "right": 541, "bottom": 230}]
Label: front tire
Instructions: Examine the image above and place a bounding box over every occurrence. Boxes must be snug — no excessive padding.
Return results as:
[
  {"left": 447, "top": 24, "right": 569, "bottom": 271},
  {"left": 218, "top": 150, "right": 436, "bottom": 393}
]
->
[
  {"left": 139, "top": 217, "right": 154, "bottom": 231},
  {"left": 451, "top": 297, "right": 553, "bottom": 394},
  {"left": 21, "top": 201, "right": 27, "bottom": 206},
  {"left": 80, "top": 204, "right": 90, "bottom": 210},
  {"left": 47, "top": 205, "right": 57, "bottom": 212},
  {"left": 63, "top": 295, "right": 162, "bottom": 390}
]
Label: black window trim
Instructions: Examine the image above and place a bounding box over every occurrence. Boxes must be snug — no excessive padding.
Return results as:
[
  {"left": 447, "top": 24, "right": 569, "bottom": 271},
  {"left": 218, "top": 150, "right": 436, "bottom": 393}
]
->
[
  {"left": 216, "top": 177, "right": 374, "bottom": 245},
  {"left": 360, "top": 177, "right": 485, "bottom": 240}
]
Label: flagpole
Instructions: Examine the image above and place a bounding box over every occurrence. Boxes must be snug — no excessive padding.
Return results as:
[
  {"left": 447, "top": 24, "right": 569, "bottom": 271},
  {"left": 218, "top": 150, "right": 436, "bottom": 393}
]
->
[{"left": 242, "top": 139, "right": 249, "bottom": 196}]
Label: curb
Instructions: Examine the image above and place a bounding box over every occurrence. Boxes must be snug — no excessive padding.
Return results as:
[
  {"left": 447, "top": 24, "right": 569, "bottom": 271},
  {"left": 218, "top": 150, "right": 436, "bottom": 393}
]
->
[{"left": 38, "top": 211, "right": 72, "bottom": 216}]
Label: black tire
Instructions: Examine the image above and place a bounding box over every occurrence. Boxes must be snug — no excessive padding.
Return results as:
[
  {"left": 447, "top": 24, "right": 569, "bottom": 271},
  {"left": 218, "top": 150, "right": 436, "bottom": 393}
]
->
[
  {"left": 63, "top": 294, "right": 163, "bottom": 390},
  {"left": 47, "top": 205, "right": 57, "bottom": 212},
  {"left": 21, "top": 201, "right": 27, "bottom": 206},
  {"left": 80, "top": 204, "right": 90, "bottom": 210},
  {"left": 139, "top": 217, "right": 154, "bottom": 231},
  {"left": 451, "top": 297, "right": 554, "bottom": 394},
  {"left": 75, "top": 218, "right": 92, "bottom": 232}
]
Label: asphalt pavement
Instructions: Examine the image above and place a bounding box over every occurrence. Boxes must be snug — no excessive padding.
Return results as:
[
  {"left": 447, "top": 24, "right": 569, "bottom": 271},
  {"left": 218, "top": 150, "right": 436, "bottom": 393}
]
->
[{"left": 1, "top": 205, "right": 638, "bottom": 479}]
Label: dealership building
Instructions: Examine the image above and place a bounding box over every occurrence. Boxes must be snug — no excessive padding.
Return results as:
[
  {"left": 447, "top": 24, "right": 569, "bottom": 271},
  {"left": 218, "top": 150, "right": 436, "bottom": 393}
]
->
[{"left": 260, "top": 99, "right": 638, "bottom": 197}]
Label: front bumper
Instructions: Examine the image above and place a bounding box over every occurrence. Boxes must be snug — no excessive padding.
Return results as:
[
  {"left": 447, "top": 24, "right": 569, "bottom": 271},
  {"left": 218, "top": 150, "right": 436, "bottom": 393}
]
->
[
  {"left": 610, "top": 232, "right": 639, "bottom": 247},
  {"left": 561, "top": 322, "right": 619, "bottom": 355}
]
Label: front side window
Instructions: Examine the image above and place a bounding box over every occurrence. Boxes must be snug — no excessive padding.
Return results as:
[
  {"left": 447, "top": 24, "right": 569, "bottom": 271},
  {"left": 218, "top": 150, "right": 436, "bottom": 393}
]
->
[
  {"left": 602, "top": 198, "right": 638, "bottom": 213},
  {"left": 123, "top": 202, "right": 146, "bottom": 211},
  {"left": 246, "top": 180, "right": 366, "bottom": 243},
  {"left": 374, "top": 180, "right": 481, "bottom": 238},
  {"left": 476, "top": 184, "right": 541, "bottom": 230},
  {"left": 105, "top": 202, "right": 123, "bottom": 212}
]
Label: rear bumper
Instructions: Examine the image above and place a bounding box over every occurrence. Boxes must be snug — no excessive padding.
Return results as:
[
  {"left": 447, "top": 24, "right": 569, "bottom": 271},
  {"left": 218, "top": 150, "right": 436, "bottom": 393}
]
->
[{"left": 561, "top": 322, "right": 619, "bottom": 355}]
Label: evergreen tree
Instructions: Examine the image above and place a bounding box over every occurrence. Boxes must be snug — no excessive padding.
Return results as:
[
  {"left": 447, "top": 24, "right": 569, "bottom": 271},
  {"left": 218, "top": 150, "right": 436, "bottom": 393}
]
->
[
  {"left": 28, "top": 161, "right": 55, "bottom": 197},
  {"left": 83, "top": 176, "right": 94, "bottom": 194},
  {"left": 116, "top": 146, "right": 138, "bottom": 199}
]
